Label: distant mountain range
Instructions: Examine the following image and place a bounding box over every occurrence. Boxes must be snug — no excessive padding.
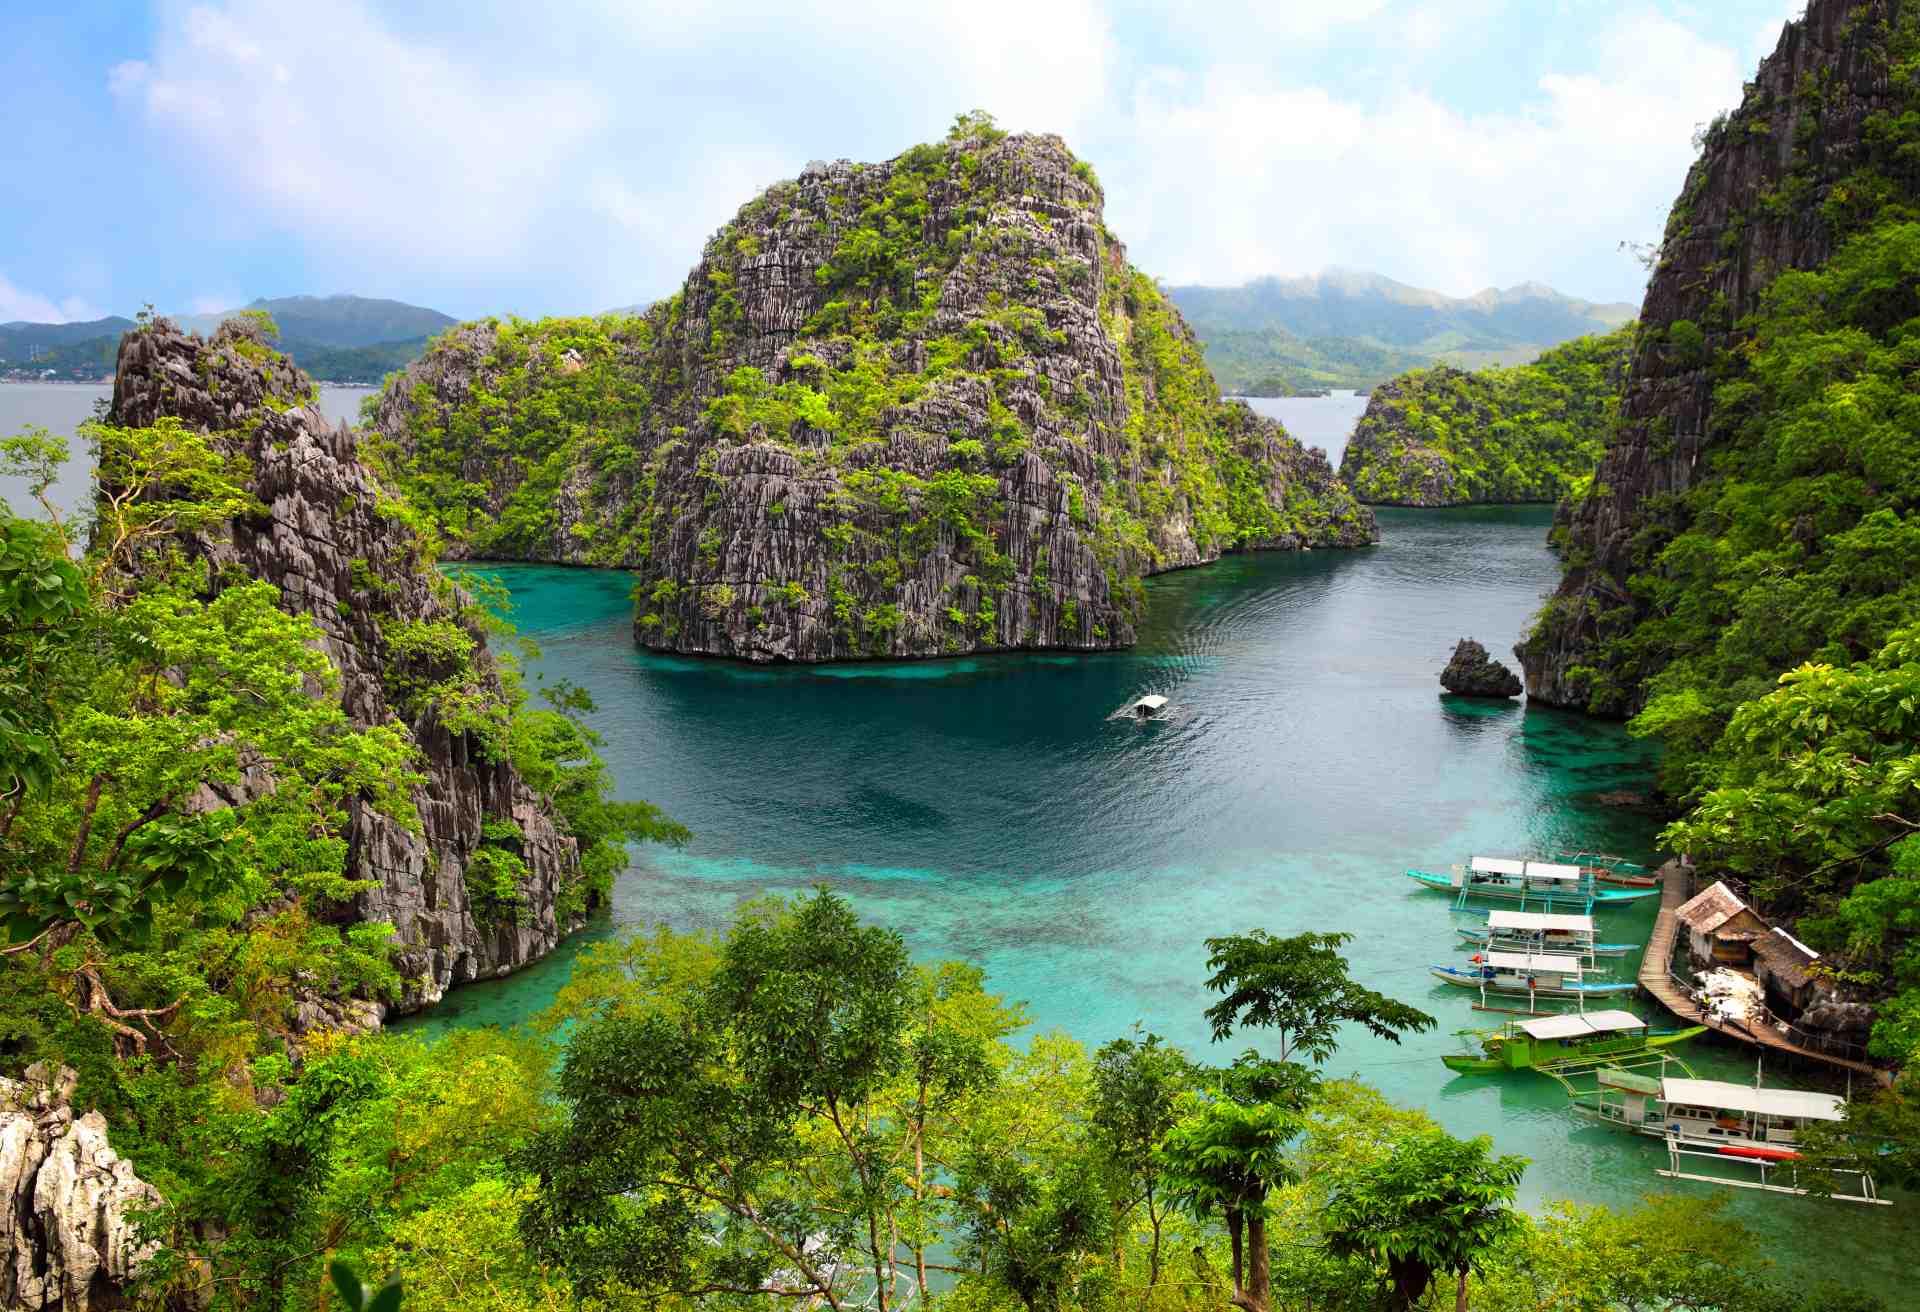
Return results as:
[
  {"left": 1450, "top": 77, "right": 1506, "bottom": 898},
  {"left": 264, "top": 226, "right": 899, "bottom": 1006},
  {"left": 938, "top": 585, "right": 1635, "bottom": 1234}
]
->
[
  {"left": 1163, "top": 269, "right": 1636, "bottom": 395},
  {"left": 0, "top": 295, "right": 458, "bottom": 385}
]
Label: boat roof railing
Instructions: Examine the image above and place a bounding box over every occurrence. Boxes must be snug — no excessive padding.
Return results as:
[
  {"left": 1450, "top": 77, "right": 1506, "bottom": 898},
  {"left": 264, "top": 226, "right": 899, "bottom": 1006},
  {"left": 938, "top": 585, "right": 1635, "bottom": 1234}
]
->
[
  {"left": 1659, "top": 1077, "right": 1846, "bottom": 1121},
  {"left": 1469, "top": 857, "right": 1584, "bottom": 881},
  {"left": 1485, "top": 950, "right": 1585, "bottom": 974},
  {"left": 1518, "top": 1009, "right": 1647, "bottom": 1039},
  {"left": 1488, "top": 910, "right": 1596, "bottom": 932}
]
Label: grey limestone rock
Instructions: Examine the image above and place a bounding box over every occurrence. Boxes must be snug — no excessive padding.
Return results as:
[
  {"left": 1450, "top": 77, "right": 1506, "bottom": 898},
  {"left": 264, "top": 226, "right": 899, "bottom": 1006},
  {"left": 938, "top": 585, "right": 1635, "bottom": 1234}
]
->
[
  {"left": 1519, "top": 0, "right": 1907, "bottom": 707},
  {"left": 108, "top": 318, "right": 585, "bottom": 1012},
  {"left": 371, "top": 131, "right": 1377, "bottom": 663},
  {"left": 1440, "top": 638, "right": 1523, "bottom": 698},
  {"left": 0, "top": 1064, "right": 161, "bottom": 1311}
]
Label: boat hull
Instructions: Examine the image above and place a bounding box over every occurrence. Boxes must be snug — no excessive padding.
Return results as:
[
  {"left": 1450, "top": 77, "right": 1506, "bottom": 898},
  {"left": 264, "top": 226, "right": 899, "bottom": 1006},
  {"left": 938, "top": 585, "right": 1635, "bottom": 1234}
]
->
[
  {"left": 1455, "top": 927, "right": 1633, "bottom": 957},
  {"left": 1429, "top": 965, "right": 1636, "bottom": 996}
]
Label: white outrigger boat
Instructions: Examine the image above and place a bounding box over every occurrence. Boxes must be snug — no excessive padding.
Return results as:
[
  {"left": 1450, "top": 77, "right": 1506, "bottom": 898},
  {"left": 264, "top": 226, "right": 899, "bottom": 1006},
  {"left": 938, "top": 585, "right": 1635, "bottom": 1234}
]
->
[
  {"left": 1577, "top": 1069, "right": 1888, "bottom": 1204},
  {"left": 1404, "top": 856, "right": 1659, "bottom": 913},
  {"left": 1456, "top": 910, "right": 1636, "bottom": 962},
  {"left": 1430, "top": 950, "right": 1637, "bottom": 1008}
]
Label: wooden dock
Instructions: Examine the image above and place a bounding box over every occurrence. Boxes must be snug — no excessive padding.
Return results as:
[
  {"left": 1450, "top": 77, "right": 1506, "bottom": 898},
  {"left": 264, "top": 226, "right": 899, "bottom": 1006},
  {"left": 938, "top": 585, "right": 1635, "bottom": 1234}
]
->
[{"left": 1638, "top": 864, "right": 1886, "bottom": 1082}]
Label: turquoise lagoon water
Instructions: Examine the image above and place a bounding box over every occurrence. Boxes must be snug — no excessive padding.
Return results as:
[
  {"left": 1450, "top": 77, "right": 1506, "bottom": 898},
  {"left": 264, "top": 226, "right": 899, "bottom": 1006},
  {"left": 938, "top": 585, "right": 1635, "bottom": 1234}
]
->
[
  {"left": 409, "top": 501, "right": 1909, "bottom": 1292},
  {"left": 3, "top": 382, "right": 1904, "bottom": 1287}
]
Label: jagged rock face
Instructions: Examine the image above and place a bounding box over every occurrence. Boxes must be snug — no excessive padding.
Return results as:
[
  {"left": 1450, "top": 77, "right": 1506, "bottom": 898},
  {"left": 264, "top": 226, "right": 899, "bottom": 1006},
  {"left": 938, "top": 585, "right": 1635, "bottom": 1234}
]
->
[
  {"left": 1439, "top": 639, "right": 1522, "bottom": 698},
  {"left": 1518, "top": 0, "right": 1906, "bottom": 708},
  {"left": 109, "top": 320, "right": 584, "bottom": 1011},
  {"left": 0, "top": 1064, "right": 160, "bottom": 1311},
  {"left": 1339, "top": 368, "right": 1477, "bottom": 506},
  {"left": 372, "top": 130, "right": 1376, "bottom": 663}
]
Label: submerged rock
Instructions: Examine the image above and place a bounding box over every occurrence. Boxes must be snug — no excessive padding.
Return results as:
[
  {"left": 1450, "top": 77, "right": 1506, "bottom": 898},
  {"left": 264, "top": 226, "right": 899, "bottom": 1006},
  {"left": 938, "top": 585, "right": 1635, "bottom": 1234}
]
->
[
  {"left": 0, "top": 1064, "right": 160, "bottom": 1311},
  {"left": 109, "top": 318, "right": 586, "bottom": 1012},
  {"left": 1439, "top": 638, "right": 1522, "bottom": 698},
  {"left": 370, "top": 125, "right": 1376, "bottom": 663}
]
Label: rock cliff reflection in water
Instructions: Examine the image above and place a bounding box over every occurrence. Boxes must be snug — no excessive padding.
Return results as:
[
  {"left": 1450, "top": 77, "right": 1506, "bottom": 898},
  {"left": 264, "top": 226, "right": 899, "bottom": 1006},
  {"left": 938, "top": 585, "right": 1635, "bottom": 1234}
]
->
[{"left": 411, "top": 501, "right": 1909, "bottom": 1288}]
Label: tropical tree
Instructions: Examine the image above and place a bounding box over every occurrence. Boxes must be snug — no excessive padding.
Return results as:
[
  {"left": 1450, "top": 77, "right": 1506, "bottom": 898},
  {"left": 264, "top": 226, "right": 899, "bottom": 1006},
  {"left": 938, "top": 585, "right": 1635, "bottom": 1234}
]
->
[
  {"left": 1159, "top": 1092, "right": 1301, "bottom": 1312},
  {"left": 519, "top": 889, "right": 921, "bottom": 1309},
  {"left": 1089, "top": 1031, "right": 1199, "bottom": 1292},
  {"left": 1201, "top": 929, "right": 1437, "bottom": 1062},
  {"left": 1323, "top": 1127, "right": 1525, "bottom": 1312}
]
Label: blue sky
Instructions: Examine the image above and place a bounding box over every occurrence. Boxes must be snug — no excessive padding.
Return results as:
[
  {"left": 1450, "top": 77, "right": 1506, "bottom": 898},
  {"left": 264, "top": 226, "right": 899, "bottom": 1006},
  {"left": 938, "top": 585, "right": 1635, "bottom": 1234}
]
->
[{"left": 2, "top": 1, "right": 1801, "bottom": 324}]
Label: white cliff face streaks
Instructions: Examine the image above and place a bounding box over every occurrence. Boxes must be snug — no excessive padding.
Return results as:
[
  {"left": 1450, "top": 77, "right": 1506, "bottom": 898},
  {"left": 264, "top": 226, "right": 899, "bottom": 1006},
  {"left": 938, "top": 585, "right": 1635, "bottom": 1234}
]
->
[
  {"left": 0, "top": 1065, "right": 161, "bottom": 1312},
  {"left": 372, "top": 130, "right": 1376, "bottom": 665},
  {"left": 109, "top": 320, "right": 584, "bottom": 1012}
]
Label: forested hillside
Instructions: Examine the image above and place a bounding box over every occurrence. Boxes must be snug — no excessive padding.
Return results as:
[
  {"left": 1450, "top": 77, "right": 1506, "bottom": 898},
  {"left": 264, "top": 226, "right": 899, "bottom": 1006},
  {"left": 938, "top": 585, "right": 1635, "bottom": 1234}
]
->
[
  {"left": 1514, "top": 0, "right": 1920, "bottom": 1087},
  {"left": 1165, "top": 271, "right": 1633, "bottom": 395},
  {"left": 1338, "top": 324, "right": 1632, "bottom": 506}
]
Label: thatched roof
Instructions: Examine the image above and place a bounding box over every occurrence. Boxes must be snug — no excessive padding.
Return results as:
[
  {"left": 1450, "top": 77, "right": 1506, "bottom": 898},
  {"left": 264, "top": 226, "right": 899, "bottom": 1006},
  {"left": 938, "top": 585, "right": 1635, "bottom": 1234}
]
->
[
  {"left": 1753, "top": 927, "right": 1820, "bottom": 990},
  {"left": 1675, "top": 881, "right": 1751, "bottom": 934}
]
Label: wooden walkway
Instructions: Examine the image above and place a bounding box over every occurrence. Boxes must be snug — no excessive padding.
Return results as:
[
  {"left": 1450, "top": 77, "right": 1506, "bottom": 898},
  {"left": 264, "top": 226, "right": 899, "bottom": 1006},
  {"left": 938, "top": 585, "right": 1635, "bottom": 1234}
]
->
[{"left": 1638, "top": 864, "right": 1887, "bottom": 1082}]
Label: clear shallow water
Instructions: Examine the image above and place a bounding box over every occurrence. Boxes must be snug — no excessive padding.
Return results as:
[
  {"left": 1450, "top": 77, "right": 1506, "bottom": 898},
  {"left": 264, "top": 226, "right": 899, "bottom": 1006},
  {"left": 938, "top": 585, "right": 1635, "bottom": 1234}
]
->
[
  {"left": 410, "top": 507, "right": 1909, "bottom": 1292},
  {"left": 0, "top": 383, "right": 374, "bottom": 520}
]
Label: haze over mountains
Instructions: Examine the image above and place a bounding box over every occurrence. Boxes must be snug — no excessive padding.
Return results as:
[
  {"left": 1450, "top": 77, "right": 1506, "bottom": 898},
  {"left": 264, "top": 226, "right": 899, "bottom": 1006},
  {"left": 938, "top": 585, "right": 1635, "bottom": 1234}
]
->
[
  {"left": 2, "top": 275, "right": 1632, "bottom": 395},
  {"left": 1164, "top": 269, "right": 1636, "bottom": 395},
  {"left": 0, "top": 294, "right": 456, "bottom": 384}
]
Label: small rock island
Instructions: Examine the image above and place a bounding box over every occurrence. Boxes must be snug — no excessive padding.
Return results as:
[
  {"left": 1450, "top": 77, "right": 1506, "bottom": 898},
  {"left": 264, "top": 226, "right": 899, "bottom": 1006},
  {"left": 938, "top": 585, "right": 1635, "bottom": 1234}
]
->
[{"left": 1439, "top": 637, "right": 1523, "bottom": 698}]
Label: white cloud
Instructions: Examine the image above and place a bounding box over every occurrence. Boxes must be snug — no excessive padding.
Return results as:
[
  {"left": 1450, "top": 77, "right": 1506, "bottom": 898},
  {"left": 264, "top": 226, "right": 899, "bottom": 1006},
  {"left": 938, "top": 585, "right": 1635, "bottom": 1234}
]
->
[
  {"left": 0, "top": 273, "right": 103, "bottom": 324},
  {"left": 112, "top": 2, "right": 602, "bottom": 277},
  {"left": 1105, "top": 7, "right": 1746, "bottom": 297},
  {"left": 99, "top": 0, "right": 1774, "bottom": 311}
]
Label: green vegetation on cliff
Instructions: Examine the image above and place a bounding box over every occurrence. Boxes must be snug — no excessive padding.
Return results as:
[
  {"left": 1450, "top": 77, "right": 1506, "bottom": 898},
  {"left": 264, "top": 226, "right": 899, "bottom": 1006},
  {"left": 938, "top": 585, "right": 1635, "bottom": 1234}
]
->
[
  {"left": 1517, "top": 8, "right": 1920, "bottom": 1072},
  {"left": 1338, "top": 324, "right": 1632, "bottom": 506},
  {"left": 369, "top": 113, "right": 1373, "bottom": 663}
]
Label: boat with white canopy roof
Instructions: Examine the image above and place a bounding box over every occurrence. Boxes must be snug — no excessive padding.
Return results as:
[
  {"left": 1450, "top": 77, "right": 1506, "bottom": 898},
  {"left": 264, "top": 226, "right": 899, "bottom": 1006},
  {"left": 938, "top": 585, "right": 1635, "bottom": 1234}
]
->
[
  {"left": 1403, "top": 856, "right": 1659, "bottom": 911},
  {"left": 1456, "top": 909, "right": 1636, "bottom": 961}
]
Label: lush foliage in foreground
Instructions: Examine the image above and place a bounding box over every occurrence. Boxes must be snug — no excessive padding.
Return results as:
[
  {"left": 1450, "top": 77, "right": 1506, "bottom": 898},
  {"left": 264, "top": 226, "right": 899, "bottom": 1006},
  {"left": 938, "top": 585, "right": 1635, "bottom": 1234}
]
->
[{"left": 1338, "top": 325, "right": 1632, "bottom": 505}]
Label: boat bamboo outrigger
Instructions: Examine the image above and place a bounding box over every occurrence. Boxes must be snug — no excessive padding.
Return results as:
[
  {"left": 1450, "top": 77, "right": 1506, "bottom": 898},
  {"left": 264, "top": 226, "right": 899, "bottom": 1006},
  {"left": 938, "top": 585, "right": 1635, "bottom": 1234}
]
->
[
  {"left": 1551, "top": 848, "right": 1659, "bottom": 888},
  {"left": 1576, "top": 1071, "right": 1889, "bottom": 1205},
  {"left": 1430, "top": 950, "right": 1638, "bottom": 1008},
  {"left": 1456, "top": 909, "right": 1636, "bottom": 962},
  {"left": 1440, "top": 1009, "right": 1703, "bottom": 1089},
  {"left": 1403, "top": 856, "right": 1659, "bottom": 912}
]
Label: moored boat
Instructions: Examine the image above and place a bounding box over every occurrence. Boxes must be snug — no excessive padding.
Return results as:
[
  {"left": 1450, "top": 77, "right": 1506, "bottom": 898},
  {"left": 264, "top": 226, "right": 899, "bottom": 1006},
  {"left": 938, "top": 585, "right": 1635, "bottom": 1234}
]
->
[
  {"left": 1575, "top": 1070, "right": 1889, "bottom": 1204},
  {"left": 1440, "top": 1009, "right": 1702, "bottom": 1075},
  {"left": 1551, "top": 848, "right": 1659, "bottom": 887},
  {"left": 1455, "top": 909, "right": 1635, "bottom": 960},
  {"left": 1403, "top": 857, "right": 1659, "bottom": 909},
  {"left": 1430, "top": 950, "right": 1638, "bottom": 1001}
]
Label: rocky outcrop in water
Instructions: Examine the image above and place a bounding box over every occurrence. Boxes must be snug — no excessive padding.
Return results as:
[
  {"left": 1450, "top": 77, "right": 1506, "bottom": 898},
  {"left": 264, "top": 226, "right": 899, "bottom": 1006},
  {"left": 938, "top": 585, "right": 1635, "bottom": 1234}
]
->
[
  {"left": 0, "top": 1065, "right": 160, "bottom": 1311},
  {"left": 371, "top": 123, "right": 1376, "bottom": 663},
  {"left": 1339, "top": 325, "right": 1631, "bottom": 508},
  {"left": 1517, "top": 0, "right": 1908, "bottom": 708},
  {"left": 109, "top": 318, "right": 584, "bottom": 1010},
  {"left": 1439, "top": 638, "right": 1522, "bottom": 698}
]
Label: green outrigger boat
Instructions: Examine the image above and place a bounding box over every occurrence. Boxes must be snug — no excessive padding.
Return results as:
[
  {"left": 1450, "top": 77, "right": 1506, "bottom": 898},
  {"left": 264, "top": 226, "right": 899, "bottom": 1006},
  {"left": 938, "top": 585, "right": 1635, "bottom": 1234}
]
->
[
  {"left": 1441, "top": 1009, "right": 1706, "bottom": 1076},
  {"left": 1403, "top": 857, "right": 1661, "bottom": 910}
]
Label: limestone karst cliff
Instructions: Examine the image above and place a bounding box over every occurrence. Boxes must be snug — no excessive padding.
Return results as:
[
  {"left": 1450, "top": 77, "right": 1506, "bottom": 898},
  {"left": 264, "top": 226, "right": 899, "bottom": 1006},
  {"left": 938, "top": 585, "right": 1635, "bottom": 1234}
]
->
[
  {"left": 1517, "top": 0, "right": 1916, "bottom": 708},
  {"left": 1338, "top": 325, "right": 1631, "bottom": 507},
  {"left": 0, "top": 1065, "right": 159, "bottom": 1312},
  {"left": 370, "top": 120, "right": 1377, "bottom": 663},
  {"left": 108, "top": 318, "right": 587, "bottom": 1010}
]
